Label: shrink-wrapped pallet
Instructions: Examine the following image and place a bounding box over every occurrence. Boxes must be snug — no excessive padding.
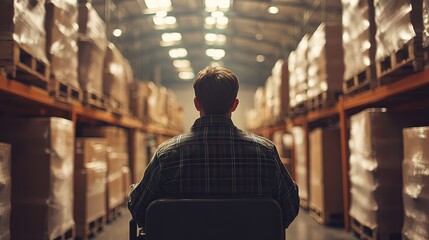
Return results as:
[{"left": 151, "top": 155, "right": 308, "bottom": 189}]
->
[
  {"left": 374, "top": 0, "right": 422, "bottom": 60},
  {"left": 0, "top": 0, "right": 48, "bottom": 63},
  {"left": 78, "top": 2, "right": 107, "bottom": 96},
  {"left": 341, "top": 0, "right": 376, "bottom": 81},
  {"left": 348, "top": 109, "right": 406, "bottom": 236},
  {"left": 271, "top": 59, "right": 289, "bottom": 122},
  {"left": 0, "top": 118, "right": 74, "bottom": 240},
  {"left": 307, "top": 23, "right": 343, "bottom": 109},
  {"left": 402, "top": 127, "right": 429, "bottom": 240},
  {"left": 129, "top": 81, "right": 151, "bottom": 122},
  {"left": 74, "top": 138, "right": 107, "bottom": 238},
  {"left": 288, "top": 35, "right": 309, "bottom": 109},
  {"left": 103, "top": 42, "right": 130, "bottom": 113},
  {"left": 0, "top": 143, "right": 11, "bottom": 240},
  {"left": 292, "top": 126, "right": 308, "bottom": 206},
  {"left": 81, "top": 126, "right": 128, "bottom": 154},
  {"left": 309, "top": 127, "right": 343, "bottom": 224},
  {"left": 45, "top": 0, "right": 79, "bottom": 89}
]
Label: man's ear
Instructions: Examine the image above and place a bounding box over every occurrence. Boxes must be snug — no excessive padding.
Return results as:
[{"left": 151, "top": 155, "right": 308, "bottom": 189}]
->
[
  {"left": 194, "top": 97, "right": 201, "bottom": 111},
  {"left": 230, "top": 99, "right": 239, "bottom": 112}
]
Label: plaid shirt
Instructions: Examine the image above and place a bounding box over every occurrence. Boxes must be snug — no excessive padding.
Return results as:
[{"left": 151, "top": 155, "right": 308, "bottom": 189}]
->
[{"left": 128, "top": 115, "right": 299, "bottom": 228}]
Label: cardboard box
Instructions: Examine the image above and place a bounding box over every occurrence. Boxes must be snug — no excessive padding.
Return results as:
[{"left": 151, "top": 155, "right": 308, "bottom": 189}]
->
[
  {"left": 0, "top": 118, "right": 74, "bottom": 239},
  {"left": 107, "top": 152, "right": 127, "bottom": 176},
  {"left": 107, "top": 172, "right": 124, "bottom": 209},
  {"left": 75, "top": 138, "right": 107, "bottom": 169},
  {"left": 81, "top": 126, "right": 128, "bottom": 153},
  {"left": 309, "top": 127, "right": 343, "bottom": 223},
  {"left": 129, "top": 130, "right": 148, "bottom": 183}
]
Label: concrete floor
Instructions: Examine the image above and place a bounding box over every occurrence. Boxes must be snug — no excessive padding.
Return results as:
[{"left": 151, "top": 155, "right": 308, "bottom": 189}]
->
[{"left": 95, "top": 208, "right": 355, "bottom": 240}]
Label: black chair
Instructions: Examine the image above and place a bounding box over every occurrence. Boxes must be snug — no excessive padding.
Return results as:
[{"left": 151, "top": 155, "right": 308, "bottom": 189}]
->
[{"left": 130, "top": 198, "right": 285, "bottom": 240}]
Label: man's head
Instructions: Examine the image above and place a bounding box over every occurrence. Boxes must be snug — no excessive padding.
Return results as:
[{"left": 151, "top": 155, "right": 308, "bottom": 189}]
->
[{"left": 193, "top": 66, "right": 239, "bottom": 116}]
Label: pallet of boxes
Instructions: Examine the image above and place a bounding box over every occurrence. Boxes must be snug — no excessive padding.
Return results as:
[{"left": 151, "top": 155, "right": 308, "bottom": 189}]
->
[
  {"left": 81, "top": 127, "right": 131, "bottom": 223},
  {"left": 0, "top": 0, "right": 50, "bottom": 88},
  {"left": 77, "top": 2, "right": 108, "bottom": 109},
  {"left": 0, "top": 118, "right": 75, "bottom": 240}
]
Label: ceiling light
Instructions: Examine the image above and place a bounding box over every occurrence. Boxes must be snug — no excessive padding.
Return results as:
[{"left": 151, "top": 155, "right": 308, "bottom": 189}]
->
[
  {"left": 164, "top": 16, "right": 177, "bottom": 25},
  {"left": 218, "top": 0, "right": 230, "bottom": 9},
  {"left": 179, "top": 71, "right": 195, "bottom": 80},
  {"left": 169, "top": 48, "right": 188, "bottom": 58},
  {"left": 205, "top": 0, "right": 217, "bottom": 11},
  {"left": 211, "top": 11, "right": 224, "bottom": 18},
  {"left": 173, "top": 59, "right": 191, "bottom": 68},
  {"left": 205, "top": 33, "right": 217, "bottom": 42},
  {"left": 216, "top": 16, "right": 228, "bottom": 26},
  {"left": 268, "top": 6, "right": 279, "bottom": 14},
  {"left": 256, "top": 55, "right": 265, "bottom": 62},
  {"left": 145, "top": 0, "right": 171, "bottom": 9},
  {"left": 162, "top": 32, "right": 182, "bottom": 42},
  {"left": 255, "top": 33, "right": 263, "bottom": 41},
  {"left": 112, "top": 28, "right": 122, "bottom": 37},
  {"left": 156, "top": 11, "right": 168, "bottom": 17},
  {"left": 205, "top": 17, "right": 216, "bottom": 25},
  {"left": 206, "top": 49, "right": 225, "bottom": 60}
]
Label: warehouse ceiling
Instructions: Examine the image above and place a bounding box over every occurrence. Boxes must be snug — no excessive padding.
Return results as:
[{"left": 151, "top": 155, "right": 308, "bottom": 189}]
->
[{"left": 91, "top": 0, "right": 342, "bottom": 87}]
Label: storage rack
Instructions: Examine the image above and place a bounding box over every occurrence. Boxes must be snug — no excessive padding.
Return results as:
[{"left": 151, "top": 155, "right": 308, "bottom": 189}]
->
[{"left": 250, "top": 67, "right": 429, "bottom": 231}]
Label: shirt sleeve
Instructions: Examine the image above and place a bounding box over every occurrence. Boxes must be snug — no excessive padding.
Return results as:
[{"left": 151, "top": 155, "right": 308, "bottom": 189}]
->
[
  {"left": 272, "top": 146, "right": 300, "bottom": 229},
  {"left": 128, "top": 153, "right": 161, "bottom": 228}
]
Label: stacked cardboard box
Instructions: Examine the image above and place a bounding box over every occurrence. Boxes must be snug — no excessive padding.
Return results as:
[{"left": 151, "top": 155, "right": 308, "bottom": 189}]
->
[
  {"left": 0, "top": 0, "right": 48, "bottom": 64},
  {"left": 271, "top": 59, "right": 289, "bottom": 124},
  {"left": 341, "top": 0, "right": 376, "bottom": 83},
  {"left": 349, "top": 109, "right": 406, "bottom": 236},
  {"left": 402, "top": 127, "right": 429, "bottom": 240},
  {"left": 103, "top": 42, "right": 131, "bottom": 113},
  {"left": 374, "top": 0, "right": 423, "bottom": 61},
  {"left": 309, "top": 127, "right": 343, "bottom": 224},
  {"left": 307, "top": 23, "right": 343, "bottom": 107},
  {"left": 288, "top": 35, "right": 309, "bottom": 111},
  {"left": 166, "top": 89, "right": 184, "bottom": 131},
  {"left": 81, "top": 127, "right": 128, "bottom": 212},
  {"left": 74, "top": 138, "right": 107, "bottom": 238},
  {"left": 129, "top": 130, "right": 149, "bottom": 183},
  {"left": 292, "top": 126, "right": 308, "bottom": 207},
  {"left": 253, "top": 87, "right": 266, "bottom": 128},
  {"left": 272, "top": 131, "right": 293, "bottom": 176},
  {"left": 147, "top": 81, "right": 160, "bottom": 125},
  {"left": 156, "top": 86, "right": 169, "bottom": 126},
  {"left": 0, "top": 118, "right": 74, "bottom": 239},
  {"left": 129, "top": 81, "right": 151, "bottom": 123},
  {"left": 45, "top": 0, "right": 79, "bottom": 89},
  {"left": 0, "top": 143, "right": 11, "bottom": 240},
  {"left": 78, "top": 2, "right": 107, "bottom": 96}
]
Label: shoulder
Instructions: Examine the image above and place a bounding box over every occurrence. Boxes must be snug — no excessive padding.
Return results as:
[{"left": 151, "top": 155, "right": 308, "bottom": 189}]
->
[
  {"left": 236, "top": 129, "right": 276, "bottom": 151},
  {"left": 156, "top": 131, "right": 194, "bottom": 155}
]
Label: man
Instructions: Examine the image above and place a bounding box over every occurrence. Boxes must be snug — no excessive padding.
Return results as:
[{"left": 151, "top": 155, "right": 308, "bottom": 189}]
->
[{"left": 128, "top": 66, "right": 299, "bottom": 229}]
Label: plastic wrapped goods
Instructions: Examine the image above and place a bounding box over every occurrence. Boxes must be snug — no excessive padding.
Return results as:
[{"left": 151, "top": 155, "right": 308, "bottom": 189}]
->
[
  {"left": 0, "top": 118, "right": 74, "bottom": 240},
  {"left": 341, "top": 0, "right": 376, "bottom": 80},
  {"left": 271, "top": 59, "right": 289, "bottom": 121},
  {"left": 78, "top": 2, "right": 107, "bottom": 96},
  {"left": 402, "top": 127, "right": 429, "bottom": 240},
  {"left": 292, "top": 126, "right": 308, "bottom": 203},
  {"left": 81, "top": 126, "right": 128, "bottom": 154},
  {"left": 45, "top": 0, "right": 79, "bottom": 89},
  {"left": 374, "top": 0, "right": 422, "bottom": 59},
  {"left": 147, "top": 82, "right": 159, "bottom": 124},
  {"left": 103, "top": 43, "right": 130, "bottom": 113},
  {"left": 348, "top": 109, "right": 408, "bottom": 234},
  {"left": 307, "top": 23, "right": 343, "bottom": 99},
  {"left": 0, "top": 0, "right": 48, "bottom": 63},
  {"left": 0, "top": 143, "right": 11, "bottom": 240},
  {"left": 288, "top": 35, "right": 309, "bottom": 108},
  {"left": 130, "top": 131, "right": 148, "bottom": 183},
  {"left": 129, "top": 81, "right": 151, "bottom": 122}
]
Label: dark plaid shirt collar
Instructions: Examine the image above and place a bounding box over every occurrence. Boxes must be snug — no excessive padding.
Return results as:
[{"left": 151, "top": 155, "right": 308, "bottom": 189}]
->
[{"left": 191, "top": 115, "right": 237, "bottom": 129}]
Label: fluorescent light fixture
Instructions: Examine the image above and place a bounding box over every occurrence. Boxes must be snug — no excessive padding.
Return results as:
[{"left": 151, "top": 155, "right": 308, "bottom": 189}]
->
[
  {"left": 112, "top": 28, "right": 122, "bottom": 37},
  {"left": 256, "top": 55, "right": 265, "bottom": 62},
  {"left": 173, "top": 59, "right": 191, "bottom": 68},
  {"left": 169, "top": 48, "right": 188, "bottom": 58},
  {"left": 164, "top": 16, "right": 177, "bottom": 25},
  {"left": 205, "top": 17, "right": 216, "bottom": 25},
  {"left": 162, "top": 32, "right": 182, "bottom": 42},
  {"left": 205, "top": 0, "right": 217, "bottom": 11},
  {"left": 206, "top": 48, "right": 225, "bottom": 60},
  {"left": 205, "top": 33, "right": 217, "bottom": 41},
  {"left": 205, "top": 33, "right": 226, "bottom": 44},
  {"left": 145, "top": 0, "right": 171, "bottom": 9},
  {"left": 216, "top": 16, "right": 228, "bottom": 26},
  {"left": 268, "top": 6, "right": 279, "bottom": 14},
  {"left": 153, "top": 16, "right": 176, "bottom": 26},
  {"left": 218, "top": 0, "right": 230, "bottom": 9},
  {"left": 179, "top": 71, "right": 195, "bottom": 80},
  {"left": 211, "top": 11, "right": 224, "bottom": 18}
]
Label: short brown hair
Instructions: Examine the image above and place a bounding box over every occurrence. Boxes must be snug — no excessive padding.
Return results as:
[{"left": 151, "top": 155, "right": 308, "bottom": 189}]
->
[{"left": 193, "top": 66, "right": 239, "bottom": 115}]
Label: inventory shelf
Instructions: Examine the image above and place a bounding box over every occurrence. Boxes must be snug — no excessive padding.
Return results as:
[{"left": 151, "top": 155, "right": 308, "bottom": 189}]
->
[{"left": 0, "top": 75, "right": 181, "bottom": 137}]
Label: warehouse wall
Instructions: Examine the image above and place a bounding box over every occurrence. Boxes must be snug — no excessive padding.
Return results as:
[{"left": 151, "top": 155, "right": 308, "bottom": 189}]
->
[{"left": 171, "top": 82, "right": 256, "bottom": 130}]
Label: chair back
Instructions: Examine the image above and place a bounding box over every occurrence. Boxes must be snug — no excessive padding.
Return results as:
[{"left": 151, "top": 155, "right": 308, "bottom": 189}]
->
[{"left": 143, "top": 198, "right": 284, "bottom": 240}]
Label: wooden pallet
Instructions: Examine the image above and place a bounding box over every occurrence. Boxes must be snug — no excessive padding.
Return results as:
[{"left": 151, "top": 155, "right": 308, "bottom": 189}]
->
[
  {"left": 49, "top": 80, "right": 82, "bottom": 104},
  {"left": 309, "top": 206, "right": 343, "bottom": 226},
  {"left": 52, "top": 226, "right": 75, "bottom": 240},
  {"left": 76, "top": 215, "right": 106, "bottom": 240},
  {"left": 350, "top": 217, "right": 401, "bottom": 240},
  {"left": 376, "top": 37, "right": 424, "bottom": 86},
  {"left": 289, "top": 102, "right": 307, "bottom": 117},
  {"left": 83, "top": 90, "right": 106, "bottom": 110},
  {"left": 307, "top": 91, "right": 338, "bottom": 112},
  {"left": 343, "top": 66, "right": 377, "bottom": 96},
  {"left": 107, "top": 202, "right": 123, "bottom": 223},
  {"left": 0, "top": 40, "right": 49, "bottom": 89}
]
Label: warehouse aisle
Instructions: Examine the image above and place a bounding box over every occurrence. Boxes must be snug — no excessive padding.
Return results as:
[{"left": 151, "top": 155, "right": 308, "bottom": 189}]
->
[{"left": 96, "top": 208, "right": 355, "bottom": 240}]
